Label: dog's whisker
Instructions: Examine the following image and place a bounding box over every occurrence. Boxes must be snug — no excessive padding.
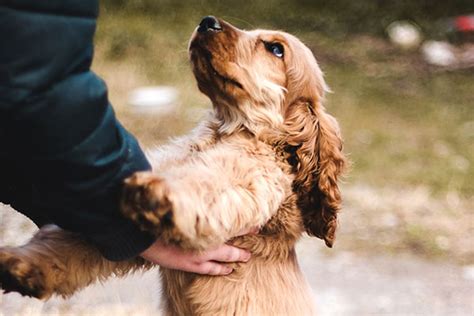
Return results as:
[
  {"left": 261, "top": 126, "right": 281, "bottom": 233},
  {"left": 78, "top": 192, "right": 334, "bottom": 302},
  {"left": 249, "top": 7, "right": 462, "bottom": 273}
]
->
[{"left": 221, "top": 16, "right": 256, "bottom": 29}]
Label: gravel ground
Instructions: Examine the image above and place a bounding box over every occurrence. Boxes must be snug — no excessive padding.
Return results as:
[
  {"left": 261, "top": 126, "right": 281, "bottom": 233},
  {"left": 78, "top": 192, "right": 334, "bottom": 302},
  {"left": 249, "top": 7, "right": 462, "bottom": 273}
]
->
[
  {"left": 1, "top": 197, "right": 473, "bottom": 316},
  {"left": 298, "top": 238, "right": 474, "bottom": 316}
]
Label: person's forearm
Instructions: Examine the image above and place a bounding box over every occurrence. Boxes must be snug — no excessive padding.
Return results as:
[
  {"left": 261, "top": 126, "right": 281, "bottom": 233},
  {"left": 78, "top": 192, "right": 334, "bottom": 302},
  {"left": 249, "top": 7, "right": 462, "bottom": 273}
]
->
[{"left": 0, "top": 1, "right": 153, "bottom": 261}]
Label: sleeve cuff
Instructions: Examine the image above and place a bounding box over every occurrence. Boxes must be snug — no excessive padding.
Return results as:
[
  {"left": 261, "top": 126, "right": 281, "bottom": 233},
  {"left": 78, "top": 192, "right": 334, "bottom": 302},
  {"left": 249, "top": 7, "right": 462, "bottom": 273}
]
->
[{"left": 87, "top": 220, "right": 155, "bottom": 261}]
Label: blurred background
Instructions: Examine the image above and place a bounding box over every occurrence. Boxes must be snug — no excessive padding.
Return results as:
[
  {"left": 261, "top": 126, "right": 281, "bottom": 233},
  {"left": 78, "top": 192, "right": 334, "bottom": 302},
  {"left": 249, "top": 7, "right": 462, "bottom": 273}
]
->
[{"left": 1, "top": 0, "right": 473, "bottom": 315}]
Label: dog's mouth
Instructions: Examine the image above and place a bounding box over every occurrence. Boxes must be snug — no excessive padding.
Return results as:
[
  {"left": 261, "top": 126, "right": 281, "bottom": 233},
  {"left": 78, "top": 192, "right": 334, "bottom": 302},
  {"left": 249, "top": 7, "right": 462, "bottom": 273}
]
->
[
  {"left": 190, "top": 46, "right": 243, "bottom": 90},
  {"left": 208, "top": 59, "right": 243, "bottom": 90}
]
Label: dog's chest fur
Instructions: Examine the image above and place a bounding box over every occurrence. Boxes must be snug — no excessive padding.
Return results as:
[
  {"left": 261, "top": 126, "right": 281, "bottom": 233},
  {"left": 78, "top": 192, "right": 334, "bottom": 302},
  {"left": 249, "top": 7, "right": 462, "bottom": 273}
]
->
[{"left": 152, "top": 122, "right": 314, "bottom": 315}]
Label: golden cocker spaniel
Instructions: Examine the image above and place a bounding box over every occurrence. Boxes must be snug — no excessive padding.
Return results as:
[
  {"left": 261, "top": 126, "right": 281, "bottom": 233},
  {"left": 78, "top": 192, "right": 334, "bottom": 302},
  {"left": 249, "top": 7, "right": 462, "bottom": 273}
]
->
[{"left": 0, "top": 16, "right": 346, "bottom": 315}]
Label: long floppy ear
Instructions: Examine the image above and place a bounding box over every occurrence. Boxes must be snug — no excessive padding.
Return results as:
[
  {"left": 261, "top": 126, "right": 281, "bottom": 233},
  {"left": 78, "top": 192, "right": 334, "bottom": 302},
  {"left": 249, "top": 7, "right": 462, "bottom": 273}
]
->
[{"left": 284, "top": 101, "right": 346, "bottom": 247}]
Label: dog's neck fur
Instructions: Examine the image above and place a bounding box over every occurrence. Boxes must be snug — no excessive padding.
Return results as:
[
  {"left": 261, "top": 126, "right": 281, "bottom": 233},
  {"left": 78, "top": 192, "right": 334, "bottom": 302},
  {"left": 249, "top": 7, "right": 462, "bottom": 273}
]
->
[{"left": 211, "top": 87, "right": 285, "bottom": 135}]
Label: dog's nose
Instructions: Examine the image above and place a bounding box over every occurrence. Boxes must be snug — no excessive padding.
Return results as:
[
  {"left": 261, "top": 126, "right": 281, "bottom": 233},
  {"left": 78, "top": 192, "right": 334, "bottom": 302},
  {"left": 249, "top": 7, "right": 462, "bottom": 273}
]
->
[{"left": 198, "top": 16, "right": 222, "bottom": 33}]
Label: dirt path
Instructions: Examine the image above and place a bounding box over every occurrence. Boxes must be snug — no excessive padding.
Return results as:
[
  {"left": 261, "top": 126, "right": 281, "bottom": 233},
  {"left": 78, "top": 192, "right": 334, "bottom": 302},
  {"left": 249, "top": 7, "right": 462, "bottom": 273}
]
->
[
  {"left": 297, "top": 238, "right": 474, "bottom": 316},
  {"left": 1, "top": 205, "right": 473, "bottom": 315}
]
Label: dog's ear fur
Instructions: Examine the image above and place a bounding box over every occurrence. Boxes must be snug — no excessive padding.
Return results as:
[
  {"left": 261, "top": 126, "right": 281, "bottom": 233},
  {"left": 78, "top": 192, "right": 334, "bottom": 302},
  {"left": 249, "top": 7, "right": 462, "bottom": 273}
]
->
[
  {"left": 284, "top": 100, "right": 346, "bottom": 247},
  {"left": 283, "top": 39, "right": 346, "bottom": 246}
]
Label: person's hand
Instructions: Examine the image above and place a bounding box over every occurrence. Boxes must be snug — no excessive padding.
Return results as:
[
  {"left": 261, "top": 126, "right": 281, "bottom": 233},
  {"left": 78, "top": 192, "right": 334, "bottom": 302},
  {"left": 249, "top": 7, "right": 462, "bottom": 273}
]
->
[
  {"left": 140, "top": 240, "right": 251, "bottom": 275},
  {"left": 140, "top": 226, "right": 258, "bottom": 275}
]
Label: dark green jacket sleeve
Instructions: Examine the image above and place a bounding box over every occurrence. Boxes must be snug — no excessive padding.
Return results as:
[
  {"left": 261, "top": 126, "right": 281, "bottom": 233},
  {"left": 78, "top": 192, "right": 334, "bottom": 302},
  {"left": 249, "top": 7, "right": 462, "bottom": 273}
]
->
[{"left": 0, "top": 0, "right": 154, "bottom": 260}]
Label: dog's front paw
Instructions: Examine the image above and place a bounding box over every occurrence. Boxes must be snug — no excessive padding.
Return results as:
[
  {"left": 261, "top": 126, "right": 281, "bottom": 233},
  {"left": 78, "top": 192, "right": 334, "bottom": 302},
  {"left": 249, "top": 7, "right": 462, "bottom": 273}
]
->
[
  {"left": 121, "top": 172, "right": 174, "bottom": 235},
  {"left": 0, "top": 249, "right": 48, "bottom": 299}
]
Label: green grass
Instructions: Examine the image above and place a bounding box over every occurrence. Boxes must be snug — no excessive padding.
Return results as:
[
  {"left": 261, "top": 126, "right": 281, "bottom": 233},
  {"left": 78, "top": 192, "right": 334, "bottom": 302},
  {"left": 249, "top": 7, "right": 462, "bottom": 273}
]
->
[{"left": 326, "top": 64, "right": 473, "bottom": 197}]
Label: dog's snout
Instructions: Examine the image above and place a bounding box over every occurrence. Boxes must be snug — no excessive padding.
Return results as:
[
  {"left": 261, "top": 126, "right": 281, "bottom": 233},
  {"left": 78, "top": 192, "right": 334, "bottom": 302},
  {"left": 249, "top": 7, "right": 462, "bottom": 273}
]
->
[{"left": 198, "top": 16, "right": 221, "bottom": 33}]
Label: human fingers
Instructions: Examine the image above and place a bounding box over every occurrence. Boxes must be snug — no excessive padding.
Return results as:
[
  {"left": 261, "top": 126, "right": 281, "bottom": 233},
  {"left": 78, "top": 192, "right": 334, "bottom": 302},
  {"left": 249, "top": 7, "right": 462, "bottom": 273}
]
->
[
  {"left": 140, "top": 240, "right": 236, "bottom": 275},
  {"left": 141, "top": 244, "right": 233, "bottom": 275},
  {"left": 202, "top": 244, "right": 251, "bottom": 263},
  {"left": 191, "top": 261, "right": 233, "bottom": 276}
]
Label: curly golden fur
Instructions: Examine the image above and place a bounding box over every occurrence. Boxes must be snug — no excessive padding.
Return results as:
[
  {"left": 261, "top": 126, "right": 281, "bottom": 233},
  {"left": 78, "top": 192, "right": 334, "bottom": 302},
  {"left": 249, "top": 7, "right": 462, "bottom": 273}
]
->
[{"left": 0, "top": 17, "right": 346, "bottom": 315}]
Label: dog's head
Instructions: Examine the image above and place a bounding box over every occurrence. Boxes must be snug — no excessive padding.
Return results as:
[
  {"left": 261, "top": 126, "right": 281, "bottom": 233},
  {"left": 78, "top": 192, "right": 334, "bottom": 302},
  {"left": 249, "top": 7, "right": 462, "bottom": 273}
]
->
[{"left": 189, "top": 16, "right": 346, "bottom": 247}]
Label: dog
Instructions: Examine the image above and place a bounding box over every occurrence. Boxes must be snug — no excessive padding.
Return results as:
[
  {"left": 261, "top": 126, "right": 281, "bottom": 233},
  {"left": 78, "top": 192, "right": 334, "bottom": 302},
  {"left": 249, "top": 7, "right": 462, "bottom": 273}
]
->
[{"left": 0, "top": 16, "right": 346, "bottom": 315}]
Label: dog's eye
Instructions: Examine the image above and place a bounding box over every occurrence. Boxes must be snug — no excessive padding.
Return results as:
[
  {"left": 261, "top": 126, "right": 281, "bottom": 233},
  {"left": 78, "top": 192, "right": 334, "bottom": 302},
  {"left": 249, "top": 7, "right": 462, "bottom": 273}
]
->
[{"left": 264, "top": 42, "right": 284, "bottom": 58}]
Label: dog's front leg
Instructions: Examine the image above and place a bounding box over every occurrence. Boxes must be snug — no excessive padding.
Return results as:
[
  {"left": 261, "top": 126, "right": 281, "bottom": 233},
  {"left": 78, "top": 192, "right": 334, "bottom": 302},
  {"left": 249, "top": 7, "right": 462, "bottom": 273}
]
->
[
  {"left": 122, "top": 149, "right": 292, "bottom": 249},
  {"left": 0, "top": 225, "right": 144, "bottom": 299}
]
